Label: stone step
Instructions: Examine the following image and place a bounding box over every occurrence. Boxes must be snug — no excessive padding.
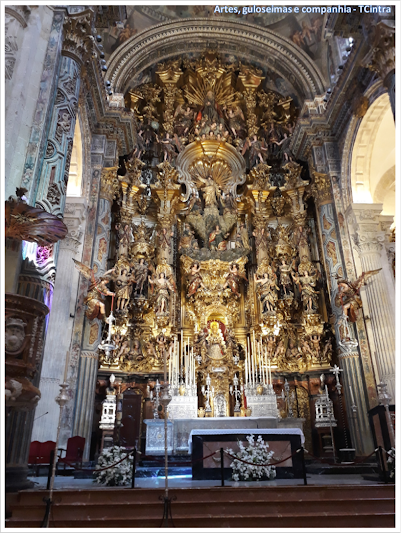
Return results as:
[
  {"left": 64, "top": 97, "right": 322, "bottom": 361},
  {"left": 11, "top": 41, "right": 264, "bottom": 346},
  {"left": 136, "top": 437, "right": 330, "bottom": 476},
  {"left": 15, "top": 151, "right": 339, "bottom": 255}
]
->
[{"left": 7, "top": 485, "right": 395, "bottom": 528}]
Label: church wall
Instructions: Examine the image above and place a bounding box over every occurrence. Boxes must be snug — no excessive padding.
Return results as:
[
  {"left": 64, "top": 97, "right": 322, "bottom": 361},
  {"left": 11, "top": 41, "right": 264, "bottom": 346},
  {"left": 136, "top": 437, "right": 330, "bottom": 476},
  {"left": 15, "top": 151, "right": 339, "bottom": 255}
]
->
[{"left": 5, "top": 7, "right": 62, "bottom": 200}]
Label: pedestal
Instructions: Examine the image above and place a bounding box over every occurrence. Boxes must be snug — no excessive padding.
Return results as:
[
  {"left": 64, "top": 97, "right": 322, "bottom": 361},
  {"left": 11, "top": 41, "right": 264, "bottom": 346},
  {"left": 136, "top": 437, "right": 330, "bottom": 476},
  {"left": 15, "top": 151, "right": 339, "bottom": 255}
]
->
[{"left": 144, "top": 420, "right": 173, "bottom": 455}]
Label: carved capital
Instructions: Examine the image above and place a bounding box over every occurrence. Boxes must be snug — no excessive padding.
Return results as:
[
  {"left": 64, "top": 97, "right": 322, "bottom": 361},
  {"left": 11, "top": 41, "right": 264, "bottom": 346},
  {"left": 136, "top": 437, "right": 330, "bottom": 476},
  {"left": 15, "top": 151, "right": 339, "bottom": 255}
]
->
[
  {"left": 362, "top": 22, "right": 395, "bottom": 82},
  {"left": 310, "top": 171, "right": 332, "bottom": 206},
  {"left": 62, "top": 9, "right": 95, "bottom": 66},
  {"left": 100, "top": 167, "right": 119, "bottom": 202},
  {"left": 353, "top": 232, "right": 384, "bottom": 256}
]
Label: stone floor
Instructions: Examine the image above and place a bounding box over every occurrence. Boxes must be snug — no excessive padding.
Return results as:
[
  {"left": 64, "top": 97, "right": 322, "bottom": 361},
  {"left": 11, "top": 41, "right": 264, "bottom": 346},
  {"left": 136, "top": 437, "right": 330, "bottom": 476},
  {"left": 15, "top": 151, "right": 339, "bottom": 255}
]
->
[{"left": 28, "top": 472, "right": 383, "bottom": 490}]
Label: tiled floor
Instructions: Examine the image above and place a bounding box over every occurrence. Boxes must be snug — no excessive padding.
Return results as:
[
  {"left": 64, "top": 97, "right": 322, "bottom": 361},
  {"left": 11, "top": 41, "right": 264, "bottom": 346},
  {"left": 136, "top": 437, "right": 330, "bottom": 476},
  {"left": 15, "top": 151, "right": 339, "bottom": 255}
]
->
[{"left": 27, "top": 473, "right": 383, "bottom": 490}]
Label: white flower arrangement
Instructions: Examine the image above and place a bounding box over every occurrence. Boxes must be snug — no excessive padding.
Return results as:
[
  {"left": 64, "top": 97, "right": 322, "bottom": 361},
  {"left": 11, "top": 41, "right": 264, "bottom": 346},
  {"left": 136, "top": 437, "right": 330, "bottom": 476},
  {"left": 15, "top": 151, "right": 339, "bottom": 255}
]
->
[
  {"left": 226, "top": 434, "right": 276, "bottom": 481},
  {"left": 94, "top": 445, "right": 133, "bottom": 486},
  {"left": 387, "top": 447, "right": 395, "bottom": 481}
]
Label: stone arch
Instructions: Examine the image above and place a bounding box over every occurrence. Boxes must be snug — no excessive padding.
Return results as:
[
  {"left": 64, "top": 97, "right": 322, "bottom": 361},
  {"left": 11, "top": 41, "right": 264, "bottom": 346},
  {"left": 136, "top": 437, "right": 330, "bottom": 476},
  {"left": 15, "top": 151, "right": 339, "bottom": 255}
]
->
[
  {"left": 106, "top": 18, "right": 327, "bottom": 100},
  {"left": 350, "top": 92, "right": 395, "bottom": 215}
]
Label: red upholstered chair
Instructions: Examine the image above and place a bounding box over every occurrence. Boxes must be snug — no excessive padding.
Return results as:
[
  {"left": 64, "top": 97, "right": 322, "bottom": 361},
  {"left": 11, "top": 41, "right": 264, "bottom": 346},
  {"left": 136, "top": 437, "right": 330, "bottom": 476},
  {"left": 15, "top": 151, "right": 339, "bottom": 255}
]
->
[
  {"left": 29, "top": 441, "right": 56, "bottom": 476},
  {"left": 57, "top": 436, "right": 85, "bottom": 474}
]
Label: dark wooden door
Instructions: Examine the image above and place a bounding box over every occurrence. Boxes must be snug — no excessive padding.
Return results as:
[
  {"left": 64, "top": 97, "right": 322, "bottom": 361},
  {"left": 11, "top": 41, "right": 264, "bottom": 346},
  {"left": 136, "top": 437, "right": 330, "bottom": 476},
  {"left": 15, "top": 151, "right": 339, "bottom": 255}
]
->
[{"left": 119, "top": 389, "right": 142, "bottom": 448}]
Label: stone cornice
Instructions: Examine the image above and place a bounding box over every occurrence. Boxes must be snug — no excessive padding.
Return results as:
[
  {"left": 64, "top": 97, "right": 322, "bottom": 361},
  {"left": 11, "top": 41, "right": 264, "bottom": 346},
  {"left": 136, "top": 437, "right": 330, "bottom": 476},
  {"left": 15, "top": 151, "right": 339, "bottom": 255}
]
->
[{"left": 106, "top": 18, "right": 326, "bottom": 99}]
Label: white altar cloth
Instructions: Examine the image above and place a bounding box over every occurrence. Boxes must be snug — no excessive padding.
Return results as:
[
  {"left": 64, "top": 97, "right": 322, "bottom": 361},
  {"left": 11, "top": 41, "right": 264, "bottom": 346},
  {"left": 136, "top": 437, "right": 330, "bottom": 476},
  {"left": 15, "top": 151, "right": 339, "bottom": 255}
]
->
[{"left": 188, "top": 428, "right": 305, "bottom": 452}]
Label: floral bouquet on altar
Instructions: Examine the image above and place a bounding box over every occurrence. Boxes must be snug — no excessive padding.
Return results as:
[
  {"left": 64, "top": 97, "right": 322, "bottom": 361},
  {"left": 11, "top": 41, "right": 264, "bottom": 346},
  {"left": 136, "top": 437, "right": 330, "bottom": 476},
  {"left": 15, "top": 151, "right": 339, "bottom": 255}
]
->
[
  {"left": 94, "top": 445, "right": 133, "bottom": 486},
  {"left": 226, "top": 434, "right": 276, "bottom": 482}
]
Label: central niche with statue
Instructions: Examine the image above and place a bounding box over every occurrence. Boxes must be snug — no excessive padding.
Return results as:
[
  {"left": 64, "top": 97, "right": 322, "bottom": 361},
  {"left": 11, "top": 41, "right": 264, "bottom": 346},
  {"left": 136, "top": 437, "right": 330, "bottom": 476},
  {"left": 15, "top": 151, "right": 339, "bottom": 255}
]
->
[{"left": 77, "top": 51, "right": 339, "bottom": 454}]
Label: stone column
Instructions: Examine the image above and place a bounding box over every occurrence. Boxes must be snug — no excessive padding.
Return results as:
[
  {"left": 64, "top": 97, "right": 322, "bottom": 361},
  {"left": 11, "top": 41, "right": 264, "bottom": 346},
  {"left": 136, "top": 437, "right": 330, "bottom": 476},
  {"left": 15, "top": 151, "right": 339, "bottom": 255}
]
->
[
  {"left": 362, "top": 21, "right": 395, "bottom": 120},
  {"left": 310, "top": 147, "right": 373, "bottom": 455},
  {"left": 31, "top": 200, "right": 86, "bottom": 443},
  {"left": 349, "top": 204, "right": 395, "bottom": 402},
  {"left": 72, "top": 167, "right": 117, "bottom": 460}
]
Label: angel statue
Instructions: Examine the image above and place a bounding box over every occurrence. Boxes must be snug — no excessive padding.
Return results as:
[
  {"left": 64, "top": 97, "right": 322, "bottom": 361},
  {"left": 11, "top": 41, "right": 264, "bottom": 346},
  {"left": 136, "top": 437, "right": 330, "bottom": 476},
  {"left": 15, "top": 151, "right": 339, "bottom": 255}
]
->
[
  {"left": 334, "top": 269, "right": 381, "bottom": 322},
  {"left": 114, "top": 267, "right": 135, "bottom": 311},
  {"left": 148, "top": 271, "right": 176, "bottom": 316},
  {"left": 72, "top": 259, "right": 115, "bottom": 321},
  {"left": 187, "top": 262, "right": 206, "bottom": 297},
  {"left": 223, "top": 263, "right": 248, "bottom": 298}
]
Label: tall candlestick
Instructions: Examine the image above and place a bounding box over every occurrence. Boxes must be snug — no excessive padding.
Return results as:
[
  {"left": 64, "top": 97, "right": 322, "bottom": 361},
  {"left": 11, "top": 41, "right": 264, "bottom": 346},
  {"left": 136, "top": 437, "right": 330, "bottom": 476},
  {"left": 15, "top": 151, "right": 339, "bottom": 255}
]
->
[
  {"left": 181, "top": 330, "right": 183, "bottom": 371},
  {"left": 245, "top": 357, "right": 248, "bottom": 387},
  {"left": 269, "top": 358, "right": 271, "bottom": 387}
]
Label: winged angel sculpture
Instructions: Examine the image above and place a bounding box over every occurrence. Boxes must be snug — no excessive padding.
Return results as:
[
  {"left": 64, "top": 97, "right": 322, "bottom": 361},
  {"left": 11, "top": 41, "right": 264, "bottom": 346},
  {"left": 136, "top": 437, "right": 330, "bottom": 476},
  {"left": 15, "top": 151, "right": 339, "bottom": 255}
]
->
[
  {"left": 73, "top": 259, "right": 115, "bottom": 321},
  {"left": 335, "top": 269, "right": 381, "bottom": 322}
]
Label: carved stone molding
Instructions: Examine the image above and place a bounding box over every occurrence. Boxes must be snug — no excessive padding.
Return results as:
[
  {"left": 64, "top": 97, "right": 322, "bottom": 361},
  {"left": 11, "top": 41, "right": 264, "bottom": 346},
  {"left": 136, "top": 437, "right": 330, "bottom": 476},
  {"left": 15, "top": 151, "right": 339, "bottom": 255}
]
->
[
  {"left": 352, "top": 232, "right": 384, "bottom": 256},
  {"left": 106, "top": 18, "right": 326, "bottom": 99},
  {"left": 311, "top": 171, "right": 333, "bottom": 207},
  {"left": 62, "top": 9, "right": 95, "bottom": 66},
  {"left": 5, "top": 294, "right": 49, "bottom": 410}
]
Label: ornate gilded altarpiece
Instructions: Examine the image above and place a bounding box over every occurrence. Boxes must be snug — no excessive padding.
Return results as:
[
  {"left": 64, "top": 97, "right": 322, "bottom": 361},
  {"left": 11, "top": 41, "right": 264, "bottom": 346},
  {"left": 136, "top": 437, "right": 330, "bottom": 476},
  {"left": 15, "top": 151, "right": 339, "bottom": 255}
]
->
[{"left": 81, "top": 52, "right": 338, "bottom": 447}]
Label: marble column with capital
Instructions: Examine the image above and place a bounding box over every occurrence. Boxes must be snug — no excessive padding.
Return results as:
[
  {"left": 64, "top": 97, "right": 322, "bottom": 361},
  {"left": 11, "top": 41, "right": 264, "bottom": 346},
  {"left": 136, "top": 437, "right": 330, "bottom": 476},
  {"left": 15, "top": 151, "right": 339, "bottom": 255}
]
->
[
  {"left": 348, "top": 203, "right": 395, "bottom": 402},
  {"left": 71, "top": 165, "right": 118, "bottom": 460},
  {"left": 310, "top": 145, "right": 373, "bottom": 455}
]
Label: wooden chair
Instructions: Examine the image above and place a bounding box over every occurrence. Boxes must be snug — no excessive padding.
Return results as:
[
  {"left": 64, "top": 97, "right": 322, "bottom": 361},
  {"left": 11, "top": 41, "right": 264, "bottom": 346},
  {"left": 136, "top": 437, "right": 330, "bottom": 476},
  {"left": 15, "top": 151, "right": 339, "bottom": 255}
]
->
[
  {"left": 28, "top": 440, "right": 56, "bottom": 476},
  {"left": 57, "top": 436, "right": 85, "bottom": 474}
]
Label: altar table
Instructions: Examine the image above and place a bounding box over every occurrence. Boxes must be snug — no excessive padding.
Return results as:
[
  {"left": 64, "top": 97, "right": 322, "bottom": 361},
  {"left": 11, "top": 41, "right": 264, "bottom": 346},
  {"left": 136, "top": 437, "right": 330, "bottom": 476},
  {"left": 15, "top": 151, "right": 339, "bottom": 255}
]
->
[{"left": 190, "top": 428, "right": 305, "bottom": 480}]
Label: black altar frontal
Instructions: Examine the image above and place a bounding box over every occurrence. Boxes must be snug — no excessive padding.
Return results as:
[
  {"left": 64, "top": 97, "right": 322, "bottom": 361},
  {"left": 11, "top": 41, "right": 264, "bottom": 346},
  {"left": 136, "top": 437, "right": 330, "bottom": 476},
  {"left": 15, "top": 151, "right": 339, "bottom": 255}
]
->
[{"left": 191, "top": 429, "right": 304, "bottom": 480}]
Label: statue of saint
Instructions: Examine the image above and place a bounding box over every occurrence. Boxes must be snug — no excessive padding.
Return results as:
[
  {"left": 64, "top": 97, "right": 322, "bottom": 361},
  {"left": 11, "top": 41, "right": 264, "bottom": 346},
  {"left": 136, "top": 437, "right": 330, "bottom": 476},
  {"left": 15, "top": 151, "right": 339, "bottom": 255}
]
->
[
  {"left": 206, "top": 321, "right": 225, "bottom": 360},
  {"left": 293, "top": 265, "right": 319, "bottom": 313},
  {"left": 254, "top": 267, "right": 279, "bottom": 313},
  {"left": 132, "top": 257, "right": 148, "bottom": 298},
  {"left": 209, "top": 225, "right": 229, "bottom": 251},
  {"left": 199, "top": 176, "right": 221, "bottom": 208},
  {"left": 148, "top": 271, "right": 176, "bottom": 316}
]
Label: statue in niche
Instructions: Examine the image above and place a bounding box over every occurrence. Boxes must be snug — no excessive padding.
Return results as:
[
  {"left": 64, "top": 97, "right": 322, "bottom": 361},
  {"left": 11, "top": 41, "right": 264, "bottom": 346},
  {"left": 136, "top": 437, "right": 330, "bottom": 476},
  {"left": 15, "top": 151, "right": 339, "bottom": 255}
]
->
[
  {"left": 278, "top": 257, "right": 294, "bottom": 297},
  {"left": 207, "top": 321, "right": 225, "bottom": 360},
  {"left": 198, "top": 176, "right": 222, "bottom": 209},
  {"left": 294, "top": 225, "right": 311, "bottom": 259},
  {"left": 293, "top": 262, "right": 319, "bottom": 313},
  {"left": 148, "top": 271, "right": 176, "bottom": 316},
  {"left": 187, "top": 262, "right": 206, "bottom": 297},
  {"left": 114, "top": 267, "right": 134, "bottom": 311},
  {"left": 285, "top": 339, "right": 300, "bottom": 370},
  {"left": 243, "top": 135, "right": 268, "bottom": 166},
  {"left": 114, "top": 335, "right": 130, "bottom": 364},
  {"left": 265, "top": 335, "right": 276, "bottom": 361},
  {"left": 115, "top": 223, "right": 132, "bottom": 258},
  {"left": 273, "top": 133, "right": 293, "bottom": 162},
  {"left": 254, "top": 267, "right": 279, "bottom": 313},
  {"left": 198, "top": 89, "right": 221, "bottom": 124},
  {"left": 133, "top": 130, "right": 145, "bottom": 160},
  {"left": 235, "top": 223, "right": 250, "bottom": 250},
  {"left": 335, "top": 269, "right": 381, "bottom": 323},
  {"left": 223, "top": 263, "right": 247, "bottom": 298},
  {"left": 131, "top": 339, "right": 144, "bottom": 362},
  {"left": 209, "top": 225, "right": 229, "bottom": 251},
  {"left": 131, "top": 257, "right": 149, "bottom": 298},
  {"left": 300, "top": 338, "right": 314, "bottom": 365}
]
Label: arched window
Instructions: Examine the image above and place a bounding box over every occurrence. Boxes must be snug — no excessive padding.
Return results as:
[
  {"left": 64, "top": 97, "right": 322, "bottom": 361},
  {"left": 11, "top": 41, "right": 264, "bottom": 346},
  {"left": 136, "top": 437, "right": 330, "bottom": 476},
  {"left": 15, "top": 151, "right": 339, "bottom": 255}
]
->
[{"left": 66, "top": 117, "right": 83, "bottom": 197}]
